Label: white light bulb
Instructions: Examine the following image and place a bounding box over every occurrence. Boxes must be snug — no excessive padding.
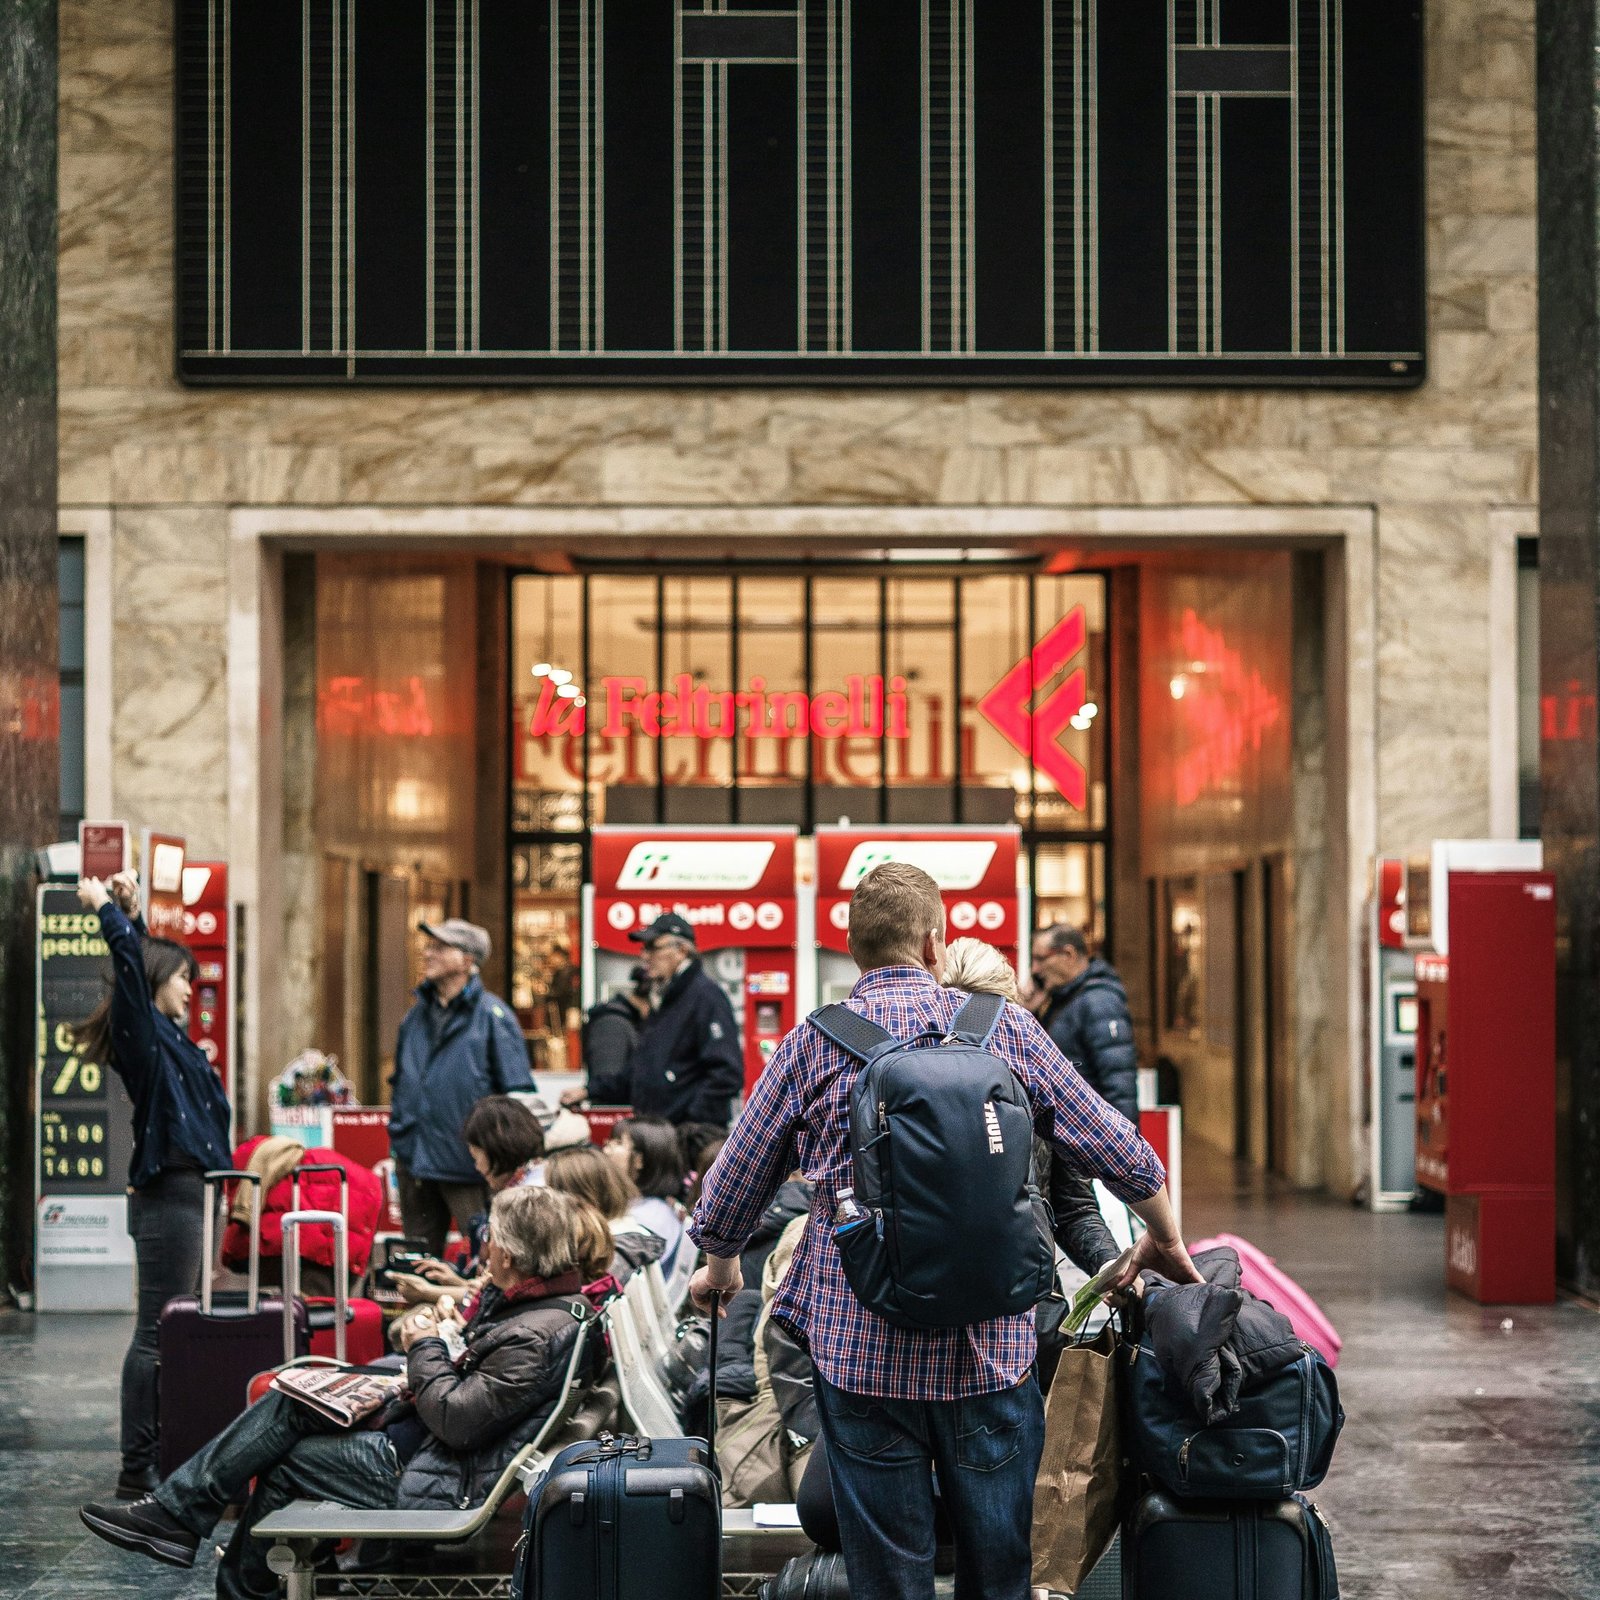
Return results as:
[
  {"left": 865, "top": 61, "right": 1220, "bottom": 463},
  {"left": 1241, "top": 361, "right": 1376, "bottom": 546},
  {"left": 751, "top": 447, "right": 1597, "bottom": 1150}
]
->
[
  {"left": 549, "top": 668, "right": 573, "bottom": 686},
  {"left": 1169, "top": 675, "right": 1187, "bottom": 701},
  {"left": 574, "top": 695, "right": 587, "bottom": 708},
  {"left": 556, "top": 684, "right": 581, "bottom": 699},
  {"left": 531, "top": 662, "right": 551, "bottom": 677},
  {"left": 1079, "top": 702, "right": 1098, "bottom": 719}
]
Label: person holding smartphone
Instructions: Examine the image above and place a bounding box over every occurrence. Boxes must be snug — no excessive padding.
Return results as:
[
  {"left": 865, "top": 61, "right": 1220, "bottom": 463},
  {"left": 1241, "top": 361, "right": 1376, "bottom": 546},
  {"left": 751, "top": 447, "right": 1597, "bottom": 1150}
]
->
[{"left": 71, "top": 869, "right": 233, "bottom": 1503}]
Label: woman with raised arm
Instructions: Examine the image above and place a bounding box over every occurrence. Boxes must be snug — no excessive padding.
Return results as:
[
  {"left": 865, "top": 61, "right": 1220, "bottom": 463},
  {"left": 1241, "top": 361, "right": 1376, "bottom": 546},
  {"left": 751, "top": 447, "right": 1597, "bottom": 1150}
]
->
[{"left": 72, "top": 869, "right": 233, "bottom": 1503}]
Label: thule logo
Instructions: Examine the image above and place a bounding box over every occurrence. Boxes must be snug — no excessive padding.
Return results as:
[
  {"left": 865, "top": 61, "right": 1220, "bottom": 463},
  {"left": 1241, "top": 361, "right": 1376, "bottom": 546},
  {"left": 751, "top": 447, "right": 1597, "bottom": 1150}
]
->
[{"left": 983, "top": 1101, "right": 1005, "bottom": 1155}]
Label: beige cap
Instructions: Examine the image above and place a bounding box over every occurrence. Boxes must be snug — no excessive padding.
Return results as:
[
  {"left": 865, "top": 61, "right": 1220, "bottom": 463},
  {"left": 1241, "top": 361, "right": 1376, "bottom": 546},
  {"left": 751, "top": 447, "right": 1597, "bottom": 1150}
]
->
[{"left": 419, "top": 918, "right": 491, "bottom": 964}]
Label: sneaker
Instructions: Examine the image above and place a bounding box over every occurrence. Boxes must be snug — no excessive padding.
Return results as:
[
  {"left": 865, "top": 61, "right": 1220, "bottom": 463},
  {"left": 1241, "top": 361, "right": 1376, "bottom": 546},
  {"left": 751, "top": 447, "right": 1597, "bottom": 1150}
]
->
[
  {"left": 79, "top": 1496, "right": 200, "bottom": 1568},
  {"left": 115, "top": 1465, "right": 160, "bottom": 1501}
]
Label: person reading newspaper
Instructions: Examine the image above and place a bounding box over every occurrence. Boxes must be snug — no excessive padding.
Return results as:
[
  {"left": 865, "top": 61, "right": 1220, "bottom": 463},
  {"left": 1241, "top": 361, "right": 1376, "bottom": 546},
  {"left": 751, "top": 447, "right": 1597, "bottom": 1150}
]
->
[{"left": 79, "top": 1187, "right": 598, "bottom": 1600}]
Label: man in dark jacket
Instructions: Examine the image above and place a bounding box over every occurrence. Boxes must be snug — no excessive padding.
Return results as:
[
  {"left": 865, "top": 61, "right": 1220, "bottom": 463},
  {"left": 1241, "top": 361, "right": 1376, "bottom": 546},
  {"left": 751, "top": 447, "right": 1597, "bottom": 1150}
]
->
[
  {"left": 389, "top": 919, "right": 534, "bottom": 1255},
  {"left": 585, "top": 913, "right": 744, "bottom": 1126},
  {"left": 581, "top": 963, "right": 652, "bottom": 1094},
  {"left": 1030, "top": 924, "right": 1140, "bottom": 1125},
  {"left": 78, "top": 1187, "right": 596, "bottom": 1600}
]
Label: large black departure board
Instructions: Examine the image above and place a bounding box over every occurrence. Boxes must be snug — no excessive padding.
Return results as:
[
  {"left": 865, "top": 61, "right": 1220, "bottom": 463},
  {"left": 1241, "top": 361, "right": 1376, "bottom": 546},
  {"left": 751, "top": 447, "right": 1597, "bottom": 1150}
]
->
[{"left": 176, "top": 0, "right": 1423, "bottom": 386}]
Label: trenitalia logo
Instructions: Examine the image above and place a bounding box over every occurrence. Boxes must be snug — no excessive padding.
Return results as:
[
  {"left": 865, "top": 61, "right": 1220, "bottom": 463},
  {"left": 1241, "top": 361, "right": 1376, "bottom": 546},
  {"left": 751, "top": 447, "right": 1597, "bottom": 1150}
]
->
[
  {"left": 976, "top": 609, "right": 1089, "bottom": 809},
  {"left": 837, "top": 840, "right": 997, "bottom": 891},
  {"left": 617, "top": 839, "right": 776, "bottom": 891}
]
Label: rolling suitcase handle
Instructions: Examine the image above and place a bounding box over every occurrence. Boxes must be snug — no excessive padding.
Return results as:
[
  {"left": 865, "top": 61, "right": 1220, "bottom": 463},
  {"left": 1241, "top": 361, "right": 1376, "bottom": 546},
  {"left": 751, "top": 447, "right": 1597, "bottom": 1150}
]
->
[
  {"left": 281, "top": 1209, "right": 349, "bottom": 1364},
  {"left": 705, "top": 1295, "right": 719, "bottom": 1468},
  {"left": 202, "top": 1168, "right": 263, "bottom": 1315}
]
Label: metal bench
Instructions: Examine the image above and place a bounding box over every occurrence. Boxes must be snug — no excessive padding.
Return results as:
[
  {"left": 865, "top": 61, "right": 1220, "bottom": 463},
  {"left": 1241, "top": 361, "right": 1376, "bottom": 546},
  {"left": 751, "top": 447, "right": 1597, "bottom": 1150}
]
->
[{"left": 255, "top": 1317, "right": 605, "bottom": 1599}]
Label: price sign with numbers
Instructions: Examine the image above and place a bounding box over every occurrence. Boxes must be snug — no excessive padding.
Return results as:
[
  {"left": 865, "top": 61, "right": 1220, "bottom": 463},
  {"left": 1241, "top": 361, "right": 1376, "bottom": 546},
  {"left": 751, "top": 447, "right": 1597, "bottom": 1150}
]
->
[
  {"left": 35, "top": 885, "right": 133, "bottom": 1198},
  {"left": 40, "top": 1110, "right": 110, "bottom": 1182}
]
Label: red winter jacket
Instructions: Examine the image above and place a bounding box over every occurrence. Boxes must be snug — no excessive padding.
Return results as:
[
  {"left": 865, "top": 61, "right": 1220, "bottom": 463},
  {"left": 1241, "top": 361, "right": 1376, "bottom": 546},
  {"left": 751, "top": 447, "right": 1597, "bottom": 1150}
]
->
[{"left": 222, "top": 1138, "right": 384, "bottom": 1275}]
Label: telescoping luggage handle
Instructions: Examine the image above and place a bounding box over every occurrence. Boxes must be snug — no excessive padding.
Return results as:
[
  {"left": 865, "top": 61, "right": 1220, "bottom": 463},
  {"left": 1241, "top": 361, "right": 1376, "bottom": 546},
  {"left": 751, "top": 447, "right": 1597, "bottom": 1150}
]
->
[
  {"left": 202, "top": 1169, "right": 262, "bottom": 1316},
  {"left": 280, "top": 1209, "right": 349, "bottom": 1364}
]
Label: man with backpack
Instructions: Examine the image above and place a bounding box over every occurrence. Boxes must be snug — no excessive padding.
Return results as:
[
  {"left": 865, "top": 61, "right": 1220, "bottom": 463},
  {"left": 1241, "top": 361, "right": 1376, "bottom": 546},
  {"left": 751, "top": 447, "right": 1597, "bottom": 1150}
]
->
[{"left": 688, "top": 862, "right": 1199, "bottom": 1600}]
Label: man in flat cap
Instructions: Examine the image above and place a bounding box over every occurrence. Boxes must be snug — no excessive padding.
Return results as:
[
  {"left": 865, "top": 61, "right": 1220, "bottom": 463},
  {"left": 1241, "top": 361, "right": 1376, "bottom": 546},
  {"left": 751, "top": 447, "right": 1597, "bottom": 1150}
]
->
[
  {"left": 389, "top": 919, "right": 534, "bottom": 1254},
  {"left": 577, "top": 912, "right": 744, "bottom": 1128}
]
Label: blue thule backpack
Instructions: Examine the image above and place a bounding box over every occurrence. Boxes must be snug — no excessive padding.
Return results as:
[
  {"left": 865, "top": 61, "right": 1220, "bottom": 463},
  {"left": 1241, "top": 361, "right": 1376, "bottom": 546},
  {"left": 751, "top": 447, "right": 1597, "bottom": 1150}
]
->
[{"left": 808, "top": 991, "right": 1057, "bottom": 1330}]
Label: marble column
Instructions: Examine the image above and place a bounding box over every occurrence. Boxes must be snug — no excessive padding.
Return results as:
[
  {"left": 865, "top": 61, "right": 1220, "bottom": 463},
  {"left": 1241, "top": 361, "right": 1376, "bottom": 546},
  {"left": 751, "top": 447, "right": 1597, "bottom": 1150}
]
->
[
  {"left": 0, "top": 0, "right": 59, "bottom": 1280},
  {"left": 1537, "top": 0, "right": 1600, "bottom": 1295}
]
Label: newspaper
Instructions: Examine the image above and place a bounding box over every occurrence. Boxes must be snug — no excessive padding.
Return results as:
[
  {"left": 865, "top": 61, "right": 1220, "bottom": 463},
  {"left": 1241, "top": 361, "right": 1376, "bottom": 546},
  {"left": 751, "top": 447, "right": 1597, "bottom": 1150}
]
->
[{"left": 271, "top": 1366, "right": 402, "bottom": 1428}]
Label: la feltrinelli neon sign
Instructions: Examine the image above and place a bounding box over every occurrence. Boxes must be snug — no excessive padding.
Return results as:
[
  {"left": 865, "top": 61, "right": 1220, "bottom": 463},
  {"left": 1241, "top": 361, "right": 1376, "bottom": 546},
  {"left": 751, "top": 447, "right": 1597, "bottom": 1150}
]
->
[{"left": 526, "top": 673, "right": 913, "bottom": 741}]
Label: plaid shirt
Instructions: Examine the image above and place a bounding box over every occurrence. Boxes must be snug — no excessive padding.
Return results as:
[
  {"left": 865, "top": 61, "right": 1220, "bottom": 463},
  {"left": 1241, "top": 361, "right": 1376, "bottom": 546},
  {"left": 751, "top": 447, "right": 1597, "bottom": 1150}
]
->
[{"left": 688, "top": 965, "right": 1166, "bottom": 1400}]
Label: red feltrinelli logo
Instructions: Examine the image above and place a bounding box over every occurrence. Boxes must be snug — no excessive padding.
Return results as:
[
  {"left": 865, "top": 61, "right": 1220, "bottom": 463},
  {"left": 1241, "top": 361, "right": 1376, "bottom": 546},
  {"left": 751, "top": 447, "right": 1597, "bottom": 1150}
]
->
[{"left": 975, "top": 607, "right": 1089, "bottom": 810}]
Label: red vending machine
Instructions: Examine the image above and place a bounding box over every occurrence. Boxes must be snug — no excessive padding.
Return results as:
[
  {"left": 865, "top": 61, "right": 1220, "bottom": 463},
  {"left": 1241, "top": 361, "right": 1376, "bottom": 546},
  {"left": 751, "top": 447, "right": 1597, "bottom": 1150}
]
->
[
  {"left": 1414, "top": 855, "right": 1555, "bottom": 1304},
  {"left": 181, "top": 862, "right": 231, "bottom": 1101},
  {"left": 585, "top": 827, "right": 803, "bottom": 1096},
  {"left": 814, "top": 825, "right": 1023, "bottom": 1003}
]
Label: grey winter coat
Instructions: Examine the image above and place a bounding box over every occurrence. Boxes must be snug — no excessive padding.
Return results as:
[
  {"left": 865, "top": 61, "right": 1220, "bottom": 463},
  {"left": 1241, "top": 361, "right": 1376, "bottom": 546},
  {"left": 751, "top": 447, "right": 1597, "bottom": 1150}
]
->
[
  {"left": 394, "top": 1277, "right": 593, "bottom": 1511},
  {"left": 1040, "top": 958, "right": 1140, "bottom": 1124}
]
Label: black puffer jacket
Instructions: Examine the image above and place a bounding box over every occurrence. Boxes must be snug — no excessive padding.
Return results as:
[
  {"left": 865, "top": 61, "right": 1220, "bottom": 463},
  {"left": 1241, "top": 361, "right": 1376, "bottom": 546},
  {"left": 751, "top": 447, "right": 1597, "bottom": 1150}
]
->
[
  {"left": 394, "top": 1277, "right": 594, "bottom": 1510},
  {"left": 582, "top": 995, "right": 642, "bottom": 1092},
  {"left": 1033, "top": 1137, "right": 1121, "bottom": 1275},
  {"left": 1040, "top": 958, "right": 1140, "bottom": 1124},
  {"left": 593, "top": 959, "right": 744, "bottom": 1126},
  {"left": 1141, "top": 1247, "right": 1302, "bottom": 1425}
]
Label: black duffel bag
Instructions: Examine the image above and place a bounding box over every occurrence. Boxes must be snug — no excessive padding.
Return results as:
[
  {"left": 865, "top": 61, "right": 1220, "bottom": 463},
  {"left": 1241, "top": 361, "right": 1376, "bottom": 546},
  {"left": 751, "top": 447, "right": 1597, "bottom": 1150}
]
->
[
  {"left": 1124, "top": 1338, "right": 1344, "bottom": 1500},
  {"left": 761, "top": 1550, "right": 850, "bottom": 1600}
]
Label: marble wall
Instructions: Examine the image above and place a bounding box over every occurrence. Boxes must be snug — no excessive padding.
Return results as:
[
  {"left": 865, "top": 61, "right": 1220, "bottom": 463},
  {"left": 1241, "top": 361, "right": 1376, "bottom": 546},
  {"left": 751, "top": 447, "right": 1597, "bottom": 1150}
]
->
[
  {"left": 56, "top": 0, "right": 1540, "bottom": 1186},
  {"left": 2, "top": 0, "right": 57, "bottom": 1277},
  {"left": 1535, "top": 0, "right": 1600, "bottom": 1296}
]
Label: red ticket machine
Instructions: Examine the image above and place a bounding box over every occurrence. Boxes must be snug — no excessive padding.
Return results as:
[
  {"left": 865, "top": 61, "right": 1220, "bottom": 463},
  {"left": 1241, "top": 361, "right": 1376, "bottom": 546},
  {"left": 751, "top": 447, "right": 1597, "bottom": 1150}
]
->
[
  {"left": 585, "top": 827, "right": 802, "bottom": 1095},
  {"left": 814, "top": 826, "right": 1023, "bottom": 1003},
  {"left": 1416, "top": 866, "right": 1555, "bottom": 1304},
  {"left": 181, "top": 862, "right": 231, "bottom": 1099}
]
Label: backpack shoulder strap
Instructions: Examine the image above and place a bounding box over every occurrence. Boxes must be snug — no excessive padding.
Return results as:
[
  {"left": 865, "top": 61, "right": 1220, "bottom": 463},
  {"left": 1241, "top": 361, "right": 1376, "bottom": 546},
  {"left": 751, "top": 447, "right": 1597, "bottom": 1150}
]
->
[
  {"left": 948, "top": 990, "right": 1007, "bottom": 1048},
  {"left": 808, "top": 1004, "right": 900, "bottom": 1064}
]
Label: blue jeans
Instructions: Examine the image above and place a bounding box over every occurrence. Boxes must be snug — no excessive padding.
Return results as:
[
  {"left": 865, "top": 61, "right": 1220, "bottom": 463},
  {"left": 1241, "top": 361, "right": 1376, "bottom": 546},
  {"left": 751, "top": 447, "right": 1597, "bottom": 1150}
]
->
[
  {"left": 814, "top": 1371, "right": 1045, "bottom": 1600},
  {"left": 157, "top": 1389, "right": 400, "bottom": 1600}
]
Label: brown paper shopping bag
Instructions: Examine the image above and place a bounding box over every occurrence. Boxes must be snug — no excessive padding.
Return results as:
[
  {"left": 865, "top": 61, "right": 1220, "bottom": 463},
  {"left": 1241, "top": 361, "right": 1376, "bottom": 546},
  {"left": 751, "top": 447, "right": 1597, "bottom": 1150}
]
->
[{"left": 1031, "top": 1321, "right": 1124, "bottom": 1594}]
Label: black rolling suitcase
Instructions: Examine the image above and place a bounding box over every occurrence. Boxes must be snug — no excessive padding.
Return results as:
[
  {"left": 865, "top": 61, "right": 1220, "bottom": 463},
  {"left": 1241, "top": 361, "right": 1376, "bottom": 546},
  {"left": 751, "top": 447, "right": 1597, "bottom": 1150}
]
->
[
  {"left": 156, "top": 1168, "right": 310, "bottom": 1476},
  {"left": 514, "top": 1310, "right": 722, "bottom": 1600},
  {"left": 1122, "top": 1489, "right": 1339, "bottom": 1600}
]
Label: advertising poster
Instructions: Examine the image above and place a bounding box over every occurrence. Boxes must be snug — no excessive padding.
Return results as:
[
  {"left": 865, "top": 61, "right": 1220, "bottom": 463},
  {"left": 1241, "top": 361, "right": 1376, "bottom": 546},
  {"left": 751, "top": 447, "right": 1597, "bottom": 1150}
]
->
[{"left": 35, "top": 885, "right": 136, "bottom": 1310}]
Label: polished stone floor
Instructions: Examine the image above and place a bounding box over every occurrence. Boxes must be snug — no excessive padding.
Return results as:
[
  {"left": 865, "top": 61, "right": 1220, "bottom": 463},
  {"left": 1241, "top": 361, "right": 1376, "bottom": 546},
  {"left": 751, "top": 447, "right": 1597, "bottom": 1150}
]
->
[{"left": 2, "top": 1148, "right": 1597, "bottom": 1598}]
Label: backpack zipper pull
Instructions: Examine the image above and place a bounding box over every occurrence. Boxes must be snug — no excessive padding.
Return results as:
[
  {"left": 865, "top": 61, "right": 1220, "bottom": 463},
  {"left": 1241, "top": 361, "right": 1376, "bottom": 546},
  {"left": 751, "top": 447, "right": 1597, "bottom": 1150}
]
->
[
  {"left": 877, "top": 1099, "right": 887, "bottom": 1130},
  {"left": 1178, "top": 1435, "right": 1193, "bottom": 1479}
]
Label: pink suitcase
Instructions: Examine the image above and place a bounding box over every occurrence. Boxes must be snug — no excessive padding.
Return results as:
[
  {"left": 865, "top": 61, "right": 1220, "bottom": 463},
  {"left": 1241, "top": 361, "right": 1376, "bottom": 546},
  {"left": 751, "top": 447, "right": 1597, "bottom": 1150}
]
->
[{"left": 1190, "top": 1232, "right": 1342, "bottom": 1368}]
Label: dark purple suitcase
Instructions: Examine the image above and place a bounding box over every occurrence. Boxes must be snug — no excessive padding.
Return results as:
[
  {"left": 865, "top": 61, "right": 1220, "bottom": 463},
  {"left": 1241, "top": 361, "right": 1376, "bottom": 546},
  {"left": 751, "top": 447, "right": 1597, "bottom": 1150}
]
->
[{"left": 157, "top": 1169, "right": 309, "bottom": 1477}]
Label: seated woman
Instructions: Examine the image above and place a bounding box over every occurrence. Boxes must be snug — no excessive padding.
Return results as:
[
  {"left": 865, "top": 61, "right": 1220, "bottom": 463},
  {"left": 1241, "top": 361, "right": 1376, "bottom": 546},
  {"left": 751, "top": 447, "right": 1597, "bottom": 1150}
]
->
[
  {"left": 544, "top": 1143, "right": 665, "bottom": 1280},
  {"left": 391, "top": 1095, "right": 546, "bottom": 1312},
  {"left": 603, "top": 1116, "right": 687, "bottom": 1271},
  {"left": 79, "top": 1186, "right": 595, "bottom": 1600}
]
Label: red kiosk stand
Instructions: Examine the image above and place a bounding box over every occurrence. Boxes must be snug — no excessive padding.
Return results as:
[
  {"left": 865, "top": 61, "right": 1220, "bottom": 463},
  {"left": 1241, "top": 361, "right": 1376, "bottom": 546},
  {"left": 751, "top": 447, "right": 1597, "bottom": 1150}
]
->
[
  {"left": 584, "top": 826, "right": 805, "bottom": 1098},
  {"left": 814, "top": 825, "right": 1024, "bottom": 1003},
  {"left": 1415, "top": 862, "right": 1556, "bottom": 1304}
]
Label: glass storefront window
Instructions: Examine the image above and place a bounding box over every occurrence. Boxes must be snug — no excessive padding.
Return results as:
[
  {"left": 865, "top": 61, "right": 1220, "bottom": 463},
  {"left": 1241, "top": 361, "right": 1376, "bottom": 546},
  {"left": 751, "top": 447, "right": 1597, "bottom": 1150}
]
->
[
  {"left": 507, "top": 566, "right": 1114, "bottom": 1047},
  {"left": 961, "top": 573, "right": 1034, "bottom": 826},
  {"left": 511, "top": 841, "right": 584, "bottom": 1071},
  {"left": 813, "top": 576, "right": 883, "bottom": 824},
  {"left": 887, "top": 577, "right": 956, "bottom": 823},
  {"left": 663, "top": 575, "right": 734, "bottom": 822},
  {"left": 737, "top": 576, "right": 808, "bottom": 824},
  {"left": 512, "top": 574, "right": 585, "bottom": 833}
]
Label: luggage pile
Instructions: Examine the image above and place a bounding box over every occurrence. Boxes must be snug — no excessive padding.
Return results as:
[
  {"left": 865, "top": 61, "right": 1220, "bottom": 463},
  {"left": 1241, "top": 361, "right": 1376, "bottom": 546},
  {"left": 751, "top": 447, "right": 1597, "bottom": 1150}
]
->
[{"left": 1118, "top": 1242, "right": 1345, "bottom": 1600}]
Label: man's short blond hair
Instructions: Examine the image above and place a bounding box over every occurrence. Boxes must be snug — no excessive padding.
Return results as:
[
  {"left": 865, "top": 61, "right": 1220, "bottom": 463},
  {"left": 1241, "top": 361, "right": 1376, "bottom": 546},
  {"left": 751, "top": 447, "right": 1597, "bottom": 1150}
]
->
[
  {"left": 848, "top": 862, "right": 945, "bottom": 969},
  {"left": 942, "top": 937, "right": 1021, "bottom": 1003}
]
